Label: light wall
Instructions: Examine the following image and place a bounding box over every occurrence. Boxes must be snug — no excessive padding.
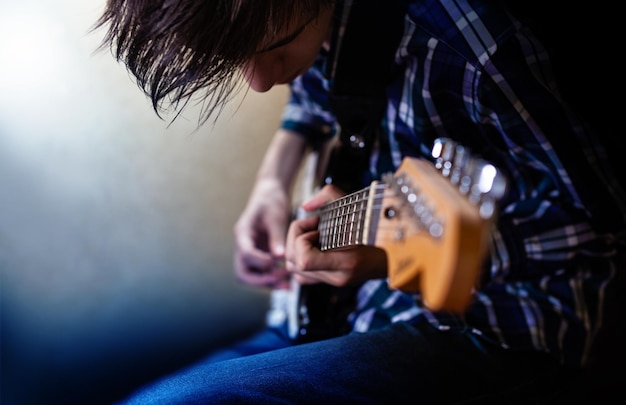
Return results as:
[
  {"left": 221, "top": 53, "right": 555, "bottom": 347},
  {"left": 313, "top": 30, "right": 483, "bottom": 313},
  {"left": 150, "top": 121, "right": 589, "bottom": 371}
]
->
[{"left": 0, "top": 1, "right": 289, "bottom": 404}]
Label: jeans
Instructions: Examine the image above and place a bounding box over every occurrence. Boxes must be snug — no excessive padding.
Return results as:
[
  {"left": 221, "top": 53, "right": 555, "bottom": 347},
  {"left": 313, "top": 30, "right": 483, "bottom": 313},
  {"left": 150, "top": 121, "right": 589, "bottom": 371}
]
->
[{"left": 116, "top": 321, "right": 573, "bottom": 404}]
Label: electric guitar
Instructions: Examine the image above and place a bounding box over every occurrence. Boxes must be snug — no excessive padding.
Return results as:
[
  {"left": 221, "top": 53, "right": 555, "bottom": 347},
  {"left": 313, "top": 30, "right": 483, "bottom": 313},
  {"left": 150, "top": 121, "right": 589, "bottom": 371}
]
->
[{"left": 268, "top": 138, "right": 507, "bottom": 341}]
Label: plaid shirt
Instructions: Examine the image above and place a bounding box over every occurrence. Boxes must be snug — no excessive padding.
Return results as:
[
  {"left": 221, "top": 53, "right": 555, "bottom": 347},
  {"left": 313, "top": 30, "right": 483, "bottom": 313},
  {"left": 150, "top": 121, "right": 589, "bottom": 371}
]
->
[{"left": 280, "top": 0, "right": 626, "bottom": 367}]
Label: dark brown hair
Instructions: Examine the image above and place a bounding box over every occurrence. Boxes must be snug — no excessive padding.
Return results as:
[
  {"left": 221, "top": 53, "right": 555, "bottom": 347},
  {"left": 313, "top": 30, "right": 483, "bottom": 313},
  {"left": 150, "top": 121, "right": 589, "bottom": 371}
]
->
[{"left": 95, "top": 0, "right": 333, "bottom": 123}]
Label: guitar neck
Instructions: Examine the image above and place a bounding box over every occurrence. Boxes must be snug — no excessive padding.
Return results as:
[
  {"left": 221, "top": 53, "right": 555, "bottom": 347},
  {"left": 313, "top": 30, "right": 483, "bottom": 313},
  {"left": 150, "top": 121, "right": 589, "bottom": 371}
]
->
[
  {"left": 317, "top": 181, "right": 386, "bottom": 251},
  {"left": 311, "top": 137, "right": 507, "bottom": 312}
]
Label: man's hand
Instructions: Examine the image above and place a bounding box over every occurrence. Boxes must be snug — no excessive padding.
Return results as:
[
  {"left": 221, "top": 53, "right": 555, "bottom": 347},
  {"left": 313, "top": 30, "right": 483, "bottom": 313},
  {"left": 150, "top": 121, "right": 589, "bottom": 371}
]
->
[
  {"left": 285, "top": 184, "right": 388, "bottom": 286},
  {"left": 233, "top": 178, "right": 292, "bottom": 289}
]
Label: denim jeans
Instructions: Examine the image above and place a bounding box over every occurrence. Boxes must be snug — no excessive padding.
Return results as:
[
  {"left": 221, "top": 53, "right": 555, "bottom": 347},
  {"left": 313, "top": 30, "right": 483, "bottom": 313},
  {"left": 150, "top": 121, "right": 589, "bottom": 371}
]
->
[{"left": 116, "top": 321, "right": 573, "bottom": 404}]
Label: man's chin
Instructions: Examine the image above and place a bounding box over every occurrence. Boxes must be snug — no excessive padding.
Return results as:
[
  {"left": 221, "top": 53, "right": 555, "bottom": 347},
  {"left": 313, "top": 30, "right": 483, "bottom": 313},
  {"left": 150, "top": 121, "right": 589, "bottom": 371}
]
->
[{"left": 280, "top": 70, "right": 304, "bottom": 85}]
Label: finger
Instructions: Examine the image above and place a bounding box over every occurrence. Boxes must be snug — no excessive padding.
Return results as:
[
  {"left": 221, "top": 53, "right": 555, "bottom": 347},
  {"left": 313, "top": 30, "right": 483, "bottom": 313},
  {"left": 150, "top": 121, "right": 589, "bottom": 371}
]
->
[
  {"left": 233, "top": 248, "right": 289, "bottom": 287},
  {"left": 288, "top": 229, "right": 323, "bottom": 273},
  {"left": 292, "top": 271, "right": 321, "bottom": 285},
  {"left": 294, "top": 246, "right": 388, "bottom": 286},
  {"left": 285, "top": 216, "right": 320, "bottom": 266},
  {"left": 235, "top": 233, "right": 275, "bottom": 269},
  {"left": 232, "top": 218, "right": 261, "bottom": 260},
  {"left": 301, "top": 184, "right": 345, "bottom": 211},
  {"left": 264, "top": 210, "right": 289, "bottom": 259}
]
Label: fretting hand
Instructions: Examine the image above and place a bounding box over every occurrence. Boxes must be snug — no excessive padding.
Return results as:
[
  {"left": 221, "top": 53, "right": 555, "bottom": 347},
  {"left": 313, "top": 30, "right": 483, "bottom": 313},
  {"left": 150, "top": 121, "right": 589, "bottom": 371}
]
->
[{"left": 285, "top": 184, "right": 388, "bottom": 286}]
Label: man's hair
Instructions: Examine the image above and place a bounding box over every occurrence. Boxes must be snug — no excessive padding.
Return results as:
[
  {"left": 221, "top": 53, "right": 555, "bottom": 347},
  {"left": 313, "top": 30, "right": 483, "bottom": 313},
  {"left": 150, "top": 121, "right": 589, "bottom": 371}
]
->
[{"left": 95, "top": 0, "right": 333, "bottom": 124}]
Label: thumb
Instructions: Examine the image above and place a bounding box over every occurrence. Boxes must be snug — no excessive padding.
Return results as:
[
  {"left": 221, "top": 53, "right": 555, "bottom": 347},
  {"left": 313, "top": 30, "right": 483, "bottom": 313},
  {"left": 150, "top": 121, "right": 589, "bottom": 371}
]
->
[
  {"left": 301, "top": 184, "right": 344, "bottom": 211},
  {"left": 266, "top": 219, "right": 287, "bottom": 259}
]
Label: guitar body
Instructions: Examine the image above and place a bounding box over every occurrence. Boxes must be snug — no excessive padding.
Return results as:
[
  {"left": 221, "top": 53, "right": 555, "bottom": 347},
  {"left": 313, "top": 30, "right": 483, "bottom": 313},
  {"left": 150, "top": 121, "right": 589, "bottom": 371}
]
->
[{"left": 294, "top": 283, "right": 360, "bottom": 343}]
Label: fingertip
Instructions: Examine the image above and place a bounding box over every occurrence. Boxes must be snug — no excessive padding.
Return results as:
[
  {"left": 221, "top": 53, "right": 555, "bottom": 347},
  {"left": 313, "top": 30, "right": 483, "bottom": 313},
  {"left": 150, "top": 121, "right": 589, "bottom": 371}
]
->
[{"left": 273, "top": 243, "right": 285, "bottom": 257}]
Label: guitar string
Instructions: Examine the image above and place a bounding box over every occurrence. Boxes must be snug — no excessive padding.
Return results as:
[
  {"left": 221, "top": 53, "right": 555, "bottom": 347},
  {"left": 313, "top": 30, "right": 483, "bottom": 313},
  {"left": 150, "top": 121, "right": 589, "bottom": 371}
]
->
[{"left": 316, "top": 185, "right": 402, "bottom": 249}]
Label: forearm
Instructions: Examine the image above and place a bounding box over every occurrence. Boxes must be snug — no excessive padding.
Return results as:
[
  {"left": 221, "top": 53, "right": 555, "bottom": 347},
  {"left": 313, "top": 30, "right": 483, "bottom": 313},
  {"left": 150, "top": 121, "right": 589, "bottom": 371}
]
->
[{"left": 255, "top": 128, "right": 310, "bottom": 191}]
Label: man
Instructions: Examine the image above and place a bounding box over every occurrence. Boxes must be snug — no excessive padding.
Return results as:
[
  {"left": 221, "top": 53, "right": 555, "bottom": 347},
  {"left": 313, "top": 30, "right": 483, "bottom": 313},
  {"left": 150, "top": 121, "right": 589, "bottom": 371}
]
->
[{"left": 96, "top": 0, "right": 625, "bottom": 403}]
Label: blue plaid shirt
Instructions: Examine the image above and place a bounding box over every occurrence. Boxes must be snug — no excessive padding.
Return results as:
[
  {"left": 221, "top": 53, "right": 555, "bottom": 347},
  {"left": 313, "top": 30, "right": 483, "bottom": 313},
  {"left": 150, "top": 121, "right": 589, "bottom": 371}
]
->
[{"left": 280, "top": 0, "right": 626, "bottom": 367}]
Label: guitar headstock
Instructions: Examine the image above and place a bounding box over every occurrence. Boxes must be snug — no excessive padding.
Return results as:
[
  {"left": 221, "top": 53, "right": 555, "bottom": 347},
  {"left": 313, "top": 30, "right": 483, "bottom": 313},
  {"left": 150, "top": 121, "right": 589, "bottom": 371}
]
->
[{"left": 377, "top": 138, "right": 507, "bottom": 312}]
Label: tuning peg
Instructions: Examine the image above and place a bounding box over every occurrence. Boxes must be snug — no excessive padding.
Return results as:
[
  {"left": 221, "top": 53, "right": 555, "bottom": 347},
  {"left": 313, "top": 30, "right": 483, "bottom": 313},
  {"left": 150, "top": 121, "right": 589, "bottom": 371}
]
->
[
  {"left": 431, "top": 137, "right": 507, "bottom": 219},
  {"left": 431, "top": 137, "right": 457, "bottom": 177},
  {"left": 468, "top": 159, "right": 507, "bottom": 219},
  {"left": 450, "top": 144, "right": 469, "bottom": 185},
  {"left": 431, "top": 137, "right": 445, "bottom": 160},
  {"left": 386, "top": 171, "right": 443, "bottom": 239}
]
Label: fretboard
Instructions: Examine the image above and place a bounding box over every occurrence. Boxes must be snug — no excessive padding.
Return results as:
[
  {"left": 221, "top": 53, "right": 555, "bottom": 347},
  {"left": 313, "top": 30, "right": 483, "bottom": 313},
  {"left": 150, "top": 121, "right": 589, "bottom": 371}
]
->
[{"left": 317, "top": 181, "right": 386, "bottom": 251}]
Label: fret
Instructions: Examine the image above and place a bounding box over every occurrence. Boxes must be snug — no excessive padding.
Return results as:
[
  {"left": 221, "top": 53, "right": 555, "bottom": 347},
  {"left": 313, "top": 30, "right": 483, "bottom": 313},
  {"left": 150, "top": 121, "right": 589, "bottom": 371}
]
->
[
  {"left": 327, "top": 200, "right": 340, "bottom": 248},
  {"left": 332, "top": 199, "right": 341, "bottom": 248},
  {"left": 333, "top": 199, "right": 342, "bottom": 248},
  {"left": 331, "top": 199, "right": 338, "bottom": 248},
  {"left": 364, "top": 182, "right": 383, "bottom": 245},
  {"left": 326, "top": 201, "right": 334, "bottom": 249},
  {"left": 349, "top": 192, "right": 360, "bottom": 246},
  {"left": 334, "top": 199, "right": 341, "bottom": 248},
  {"left": 348, "top": 192, "right": 358, "bottom": 246},
  {"left": 339, "top": 196, "right": 349, "bottom": 247},
  {"left": 318, "top": 183, "right": 382, "bottom": 251},
  {"left": 355, "top": 189, "right": 365, "bottom": 245}
]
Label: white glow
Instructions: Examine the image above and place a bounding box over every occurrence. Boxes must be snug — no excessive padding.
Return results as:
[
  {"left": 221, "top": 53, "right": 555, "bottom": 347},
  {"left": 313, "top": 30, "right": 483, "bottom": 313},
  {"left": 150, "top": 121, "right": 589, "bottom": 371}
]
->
[
  {"left": 0, "top": 5, "right": 72, "bottom": 100},
  {"left": 478, "top": 164, "right": 497, "bottom": 193}
]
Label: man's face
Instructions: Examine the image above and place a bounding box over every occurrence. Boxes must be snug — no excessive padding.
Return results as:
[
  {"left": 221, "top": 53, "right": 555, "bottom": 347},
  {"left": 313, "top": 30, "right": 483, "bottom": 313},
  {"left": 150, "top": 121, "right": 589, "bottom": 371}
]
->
[{"left": 243, "top": 5, "right": 334, "bottom": 92}]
